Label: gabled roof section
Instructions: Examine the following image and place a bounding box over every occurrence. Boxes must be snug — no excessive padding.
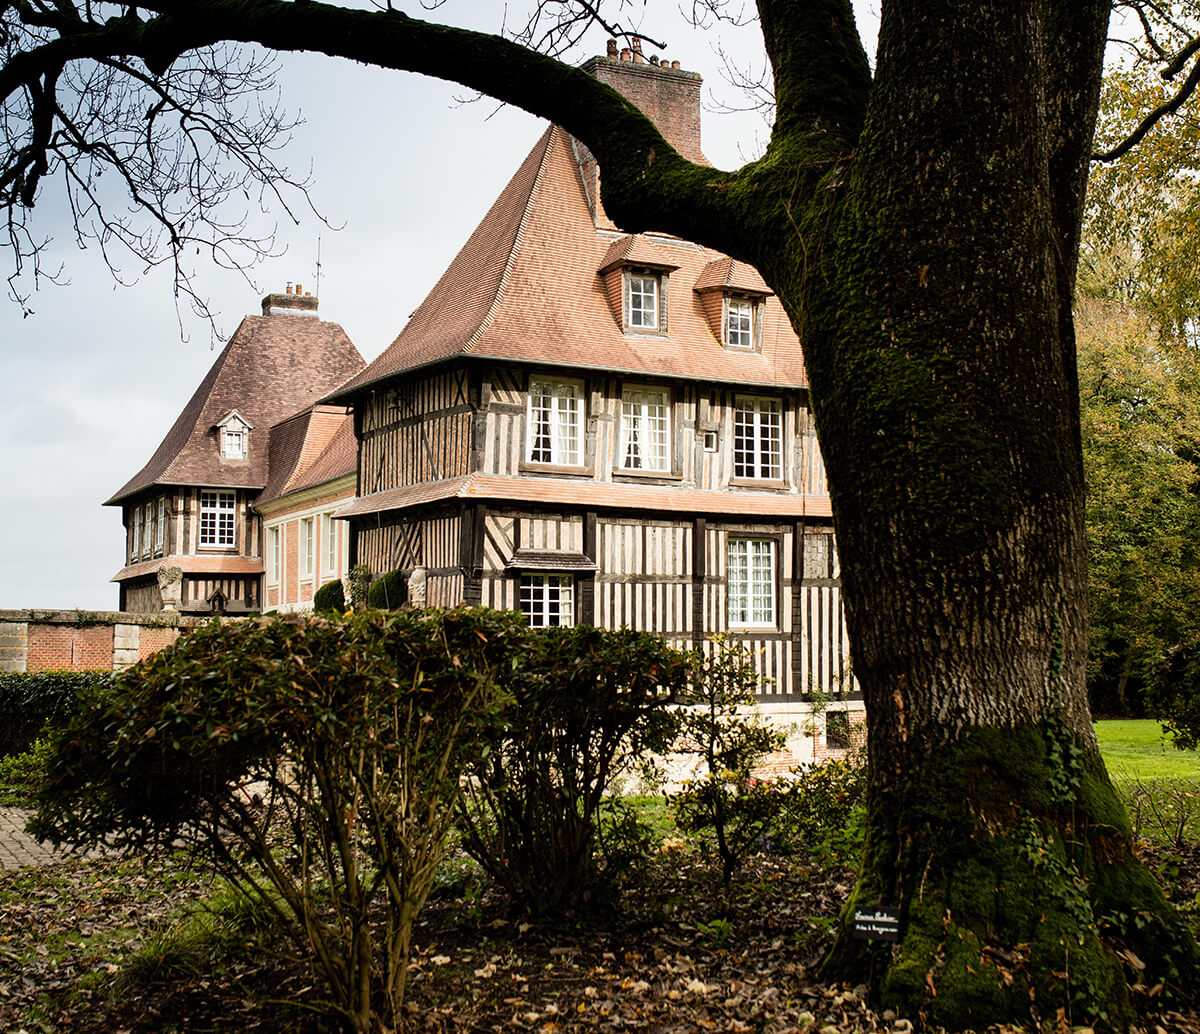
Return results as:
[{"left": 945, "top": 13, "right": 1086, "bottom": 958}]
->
[
  {"left": 106, "top": 312, "right": 365, "bottom": 505},
  {"left": 325, "top": 124, "right": 805, "bottom": 403},
  {"left": 257, "top": 407, "right": 356, "bottom": 506}
]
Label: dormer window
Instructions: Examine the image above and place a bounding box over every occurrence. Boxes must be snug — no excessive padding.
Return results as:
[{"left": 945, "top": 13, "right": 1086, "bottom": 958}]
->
[
  {"left": 694, "top": 258, "right": 772, "bottom": 350},
  {"left": 598, "top": 235, "right": 679, "bottom": 335},
  {"left": 216, "top": 411, "right": 252, "bottom": 460},
  {"left": 222, "top": 427, "right": 246, "bottom": 459},
  {"left": 726, "top": 296, "right": 756, "bottom": 349},
  {"left": 627, "top": 272, "right": 661, "bottom": 330}
]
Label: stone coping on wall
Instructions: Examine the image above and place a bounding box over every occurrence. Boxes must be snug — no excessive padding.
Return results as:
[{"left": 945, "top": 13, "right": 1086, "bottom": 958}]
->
[{"left": 0, "top": 608, "right": 203, "bottom": 629}]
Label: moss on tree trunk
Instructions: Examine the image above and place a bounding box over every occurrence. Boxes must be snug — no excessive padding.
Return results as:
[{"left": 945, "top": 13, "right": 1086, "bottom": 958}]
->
[{"left": 824, "top": 725, "right": 1197, "bottom": 1028}]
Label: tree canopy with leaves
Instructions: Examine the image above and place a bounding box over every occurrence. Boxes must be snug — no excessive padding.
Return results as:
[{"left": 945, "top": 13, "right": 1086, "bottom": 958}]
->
[{"left": 5, "top": 0, "right": 1200, "bottom": 1027}]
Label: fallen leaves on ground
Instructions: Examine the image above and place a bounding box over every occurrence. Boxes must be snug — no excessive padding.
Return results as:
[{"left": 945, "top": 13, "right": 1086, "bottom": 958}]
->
[{"left": 0, "top": 841, "right": 1197, "bottom": 1033}]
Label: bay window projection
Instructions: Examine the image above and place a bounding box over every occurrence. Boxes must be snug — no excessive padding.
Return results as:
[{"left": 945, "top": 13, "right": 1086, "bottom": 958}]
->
[{"left": 527, "top": 378, "right": 584, "bottom": 466}]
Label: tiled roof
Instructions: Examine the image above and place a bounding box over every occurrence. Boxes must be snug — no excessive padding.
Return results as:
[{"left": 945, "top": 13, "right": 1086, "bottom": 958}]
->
[
  {"left": 106, "top": 313, "right": 365, "bottom": 505},
  {"left": 257, "top": 406, "right": 355, "bottom": 505},
  {"left": 110, "top": 554, "right": 265, "bottom": 583},
  {"left": 326, "top": 124, "right": 805, "bottom": 402},
  {"left": 694, "top": 257, "right": 772, "bottom": 295},
  {"left": 598, "top": 234, "right": 680, "bottom": 273},
  {"left": 336, "top": 474, "right": 831, "bottom": 520}
]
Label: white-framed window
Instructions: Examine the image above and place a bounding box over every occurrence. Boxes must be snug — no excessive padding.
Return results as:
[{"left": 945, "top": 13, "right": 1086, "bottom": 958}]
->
[
  {"left": 620, "top": 386, "right": 670, "bottom": 472},
  {"left": 728, "top": 538, "right": 776, "bottom": 628},
  {"left": 520, "top": 574, "right": 574, "bottom": 628},
  {"left": 527, "top": 378, "right": 584, "bottom": 466},
  {"left": 199, "top": 491, "right": 236, "bottom": 548},
  {"left": 221, "top": 427, "right": 246, "bottom": 459},
  {"left": 726, "top": 296, "right": 755, "bottom": 348},
  {"left": 267, "top": 526, "right": 281, "bottom": 584},
  {"left": 324, "top": 513, "right": 337, "bottom": 576},
  {"left": 155, "top": 497, "right": 165, "bottom": 554},
  {"left": 301, "top": 517, "right": 315, "bottom": 578},
  {"left": 733, "top": 396, "right": 783, "bottom": 480},
  {"left": 130, "top": 506, "right": 142, "bottom": 562},
  {"left": 627, "top": 272, "right": 659, "bottom": 329}
]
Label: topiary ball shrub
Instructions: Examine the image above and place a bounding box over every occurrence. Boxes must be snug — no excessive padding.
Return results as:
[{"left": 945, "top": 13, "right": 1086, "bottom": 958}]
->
[
  {"left": 312, "top": 578, "right": 345, "bottom": 614},
  {"left": 367, "top": 569, "right": 407, "bottom": 610}
]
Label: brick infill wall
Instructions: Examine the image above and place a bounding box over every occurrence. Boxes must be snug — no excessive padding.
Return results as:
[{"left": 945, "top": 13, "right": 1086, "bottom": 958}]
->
[{"left": 0, "top": 609, "right": 210, "bottom": 674}]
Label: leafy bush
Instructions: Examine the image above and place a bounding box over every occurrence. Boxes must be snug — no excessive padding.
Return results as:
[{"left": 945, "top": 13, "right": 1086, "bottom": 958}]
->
[
  {"left": 30, "top": 608, "right": 525, "bottom": 1034},
  {"left": 668, "top": 636, "right": 788, "bottom": 880},
  {"left": 0, "top": 732, "right": 54, "bottom": 803},
  {"left": 367, "top": 569, "right": 407, "bottom": 609},
  {"left": 312, "top": 578, "right": 345, "bottom": 614},
  {"left": 1150, "top": 641, "right": 1200, "bottom": 750},
  {"left": 0, "top": 670, "right": 108, "bottom": 757},
  {"left": 456, "top": 626, "right": 690, "bottom": 914},
  {"left": 774, "top": 755, "right": 867, "bottom": 866}
]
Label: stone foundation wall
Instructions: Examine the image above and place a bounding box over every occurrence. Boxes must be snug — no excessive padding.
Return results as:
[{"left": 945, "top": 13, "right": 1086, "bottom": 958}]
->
[{"left": 0, "top": 610, "right": 207, "bottom": 673}]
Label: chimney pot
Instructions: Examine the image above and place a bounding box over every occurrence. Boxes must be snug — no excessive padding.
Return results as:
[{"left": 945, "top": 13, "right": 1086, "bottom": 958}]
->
[
  {"left": 631, "top": 37, "right": 642, "bottom": 54},
  {"left": 649, "top": 55, "right": 659, "bottom": 65},
  {"left": 632, "top": 51, "right": 644, "bottom": 63},
  {"left": 286, "top": 284, "right": 293, "bottom": 294},
  {"left": 671, "top": 60, "right": 681, "bottom": 69},
  {"left": 296, "top": 283, "right": 303, "bottom": 295},
  {"left": 620, "top": 48, "right": 631, "bottom": 61},
  {"left": 606, "top": 38, "right": 617, "bottom": 57}
]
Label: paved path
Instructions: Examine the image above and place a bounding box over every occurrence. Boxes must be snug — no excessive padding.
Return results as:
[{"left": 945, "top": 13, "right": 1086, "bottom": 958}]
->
[{"left": 0, "top": 806, "right": 80, "bottom": 870}]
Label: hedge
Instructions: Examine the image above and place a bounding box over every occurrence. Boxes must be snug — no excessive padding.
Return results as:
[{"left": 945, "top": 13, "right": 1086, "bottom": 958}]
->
[{"left": 0, "top": 671, "right": 110, "bottom": 757}]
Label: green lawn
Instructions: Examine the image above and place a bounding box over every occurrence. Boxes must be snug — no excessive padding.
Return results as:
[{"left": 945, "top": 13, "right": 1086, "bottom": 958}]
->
[
  {"left": 1096, "top": 719, "right": 1200, "bottom": 847},
  {"left": 1095, "top": 719, "right": 1200, "bottom": 780}
]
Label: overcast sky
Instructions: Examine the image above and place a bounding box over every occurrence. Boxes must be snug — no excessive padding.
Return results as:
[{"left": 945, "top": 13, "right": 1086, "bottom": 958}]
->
[{"left": 0, "top": 2, "right": 886, "bottom": 611}]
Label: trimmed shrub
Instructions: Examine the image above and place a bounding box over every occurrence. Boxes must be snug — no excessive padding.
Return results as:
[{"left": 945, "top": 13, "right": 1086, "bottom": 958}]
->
[
  {"left": 31, "top": 608, "right": 525, "bottom": 1033},
  {"left": 367, "top": 569, "right": 407, "bottom": 609},
  {"left": 0, "top": 670, "right": 108, "bottom": 757},
  {"left": 312, "top": 578, "right": 345, "bottom": 614},
  {"left": 457, "top": 625, "right": 690, "bottom": 913}
]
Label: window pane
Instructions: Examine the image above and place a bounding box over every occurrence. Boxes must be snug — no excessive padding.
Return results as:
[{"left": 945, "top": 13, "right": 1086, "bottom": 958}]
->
[
  {"left": 733, "top": 397, "right": 783, "bottom": 480},
  {"left": 728, "top": 538, "right": 775, "bottom": 627},
  {"left": 520, "top": 574, "right": 574, "bottom": 628},
  {"left": 200, "top": 492, "right": 236, "bottom": 547},
  {"left": 727, "top": 298, "right": 753, "bottom": 348},
  {"left": 629, "top": 274, "right": 658, "bottom": 328},
  {"left": 527, "top": 379, "right": 582, "bottom": 466},
  {"left": 621, "top": 388, "right": 670, "bottom": 471}
]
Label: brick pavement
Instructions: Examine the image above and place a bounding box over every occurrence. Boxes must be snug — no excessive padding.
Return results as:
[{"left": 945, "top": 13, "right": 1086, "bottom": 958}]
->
[{"left": 0, "top": 806, "right": 81, "bottom": 870}]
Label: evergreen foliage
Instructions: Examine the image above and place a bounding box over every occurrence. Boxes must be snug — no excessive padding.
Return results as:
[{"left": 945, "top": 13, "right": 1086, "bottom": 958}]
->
[{"left": 312, "top": 578, "right": 345, "bottom": 614}]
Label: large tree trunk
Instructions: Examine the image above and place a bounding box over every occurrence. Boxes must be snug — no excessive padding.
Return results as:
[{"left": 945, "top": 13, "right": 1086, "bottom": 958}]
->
[{"left": 769, "top": 1, "right": 1200, "bottom": 1025}]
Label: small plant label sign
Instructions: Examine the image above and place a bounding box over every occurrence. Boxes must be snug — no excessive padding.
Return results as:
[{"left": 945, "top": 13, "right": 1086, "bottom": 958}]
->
[{"left": 851, "top": 907, "right": 900, "bottom": 942}]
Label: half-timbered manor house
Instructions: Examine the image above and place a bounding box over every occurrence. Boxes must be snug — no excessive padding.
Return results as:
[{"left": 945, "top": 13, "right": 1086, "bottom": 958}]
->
[
  {"left": 104, "top": 44, "right": 856, "bottom": 752},
  {"left": 106, "top": 289, "right": 365, "bottom": 613},
  {"left": 324, "top": 43, "right": 854, "bottom": 736}
]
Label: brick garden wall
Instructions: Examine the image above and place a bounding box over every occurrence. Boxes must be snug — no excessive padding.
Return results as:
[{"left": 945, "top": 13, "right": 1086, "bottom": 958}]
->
[{"left": 0, "top": 610, "right": 207, "bottom": 674}]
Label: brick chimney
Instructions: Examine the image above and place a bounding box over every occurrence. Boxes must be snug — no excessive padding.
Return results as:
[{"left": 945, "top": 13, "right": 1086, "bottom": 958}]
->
[
  {"left": 261, "top": 283, "right": 319, "bottom": 317},
  {"left": 581, "top": 42, "right": 705, "bottom": 164}
]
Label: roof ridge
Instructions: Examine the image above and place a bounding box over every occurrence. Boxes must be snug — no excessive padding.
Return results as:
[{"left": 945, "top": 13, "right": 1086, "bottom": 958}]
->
[{"left": 462, "top": 125, "right": 559, "bottom": 356}]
